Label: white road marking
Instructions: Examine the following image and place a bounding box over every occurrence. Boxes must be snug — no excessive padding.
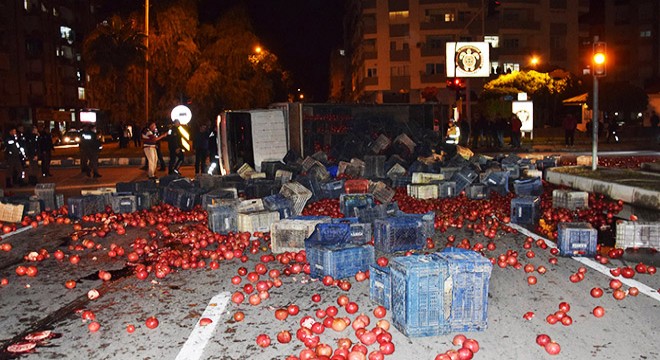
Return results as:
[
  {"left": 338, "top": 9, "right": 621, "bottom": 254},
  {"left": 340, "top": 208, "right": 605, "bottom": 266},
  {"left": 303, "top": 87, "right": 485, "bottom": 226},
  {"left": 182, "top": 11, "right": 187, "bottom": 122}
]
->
[
  {"left": 175, "top": 292, "right": 231, "bottom": 360},
  {"left": 2, "top": 224, "right": 39, "bottom": 238},
  {"left": 509, "top": 223, "right": 660, "bottom": 302}
]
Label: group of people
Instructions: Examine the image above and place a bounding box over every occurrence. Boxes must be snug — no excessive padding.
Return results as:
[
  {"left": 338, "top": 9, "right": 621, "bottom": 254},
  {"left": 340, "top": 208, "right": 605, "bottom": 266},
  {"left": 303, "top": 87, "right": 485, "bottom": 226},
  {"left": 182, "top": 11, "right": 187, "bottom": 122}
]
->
[
  {"left": 3, "top": 124, "right": 54, "bottom": 187},
  {"left": 140, "top": 120, "right": 218, "bottom": 180},
  {"left": 447, "top": 113, "right": 523, "bottom": 149}
]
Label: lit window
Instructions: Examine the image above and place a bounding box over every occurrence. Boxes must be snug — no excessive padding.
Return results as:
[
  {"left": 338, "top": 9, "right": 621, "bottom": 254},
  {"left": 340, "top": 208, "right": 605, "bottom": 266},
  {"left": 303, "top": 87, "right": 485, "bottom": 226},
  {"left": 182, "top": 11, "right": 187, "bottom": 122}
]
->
[
  {"left": 502, "top": 63, "right": 520, "bottom": 73},
  {"left": 24, "top": 0, "right": 30, "bottom": 11},
  {"left": 367, "top": 68, "right": 377, "bottom": 77},
  {"left": 60, "top": 26, "right": 74, "bottom": 44},
  {"left": 640, "top": 30, "right": 651, "bottom": 38},
  {"left": 425, "top": 9, "right": 453, "bottom": 23},
  {"left": 76, "top": 71, "right": 82, "bottom": 82},
  {"left": 388, "top": 11, "right": 409, "bottom": 21},
  {"left": 484, "top": 36, "right": 499, "bottom": 48},
  {"left": 339, "top": 49, "right": 345, "bottom": 56},
  {"left": 78, "top": 87, "right": 85, "bottom": 100},
  {"left": 53, "top": 7, "right": 58, "bottom": 16}
]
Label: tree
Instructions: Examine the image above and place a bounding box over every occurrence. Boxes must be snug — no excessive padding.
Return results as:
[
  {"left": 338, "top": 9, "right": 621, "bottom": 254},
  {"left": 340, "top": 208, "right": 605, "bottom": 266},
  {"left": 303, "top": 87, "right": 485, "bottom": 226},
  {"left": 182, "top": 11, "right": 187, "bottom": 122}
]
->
[
  {"left": 588, "top": 81, "right": 648, "bottom": 122},
  {"left": 148, "top": 0, "right": 200, "bottom": 123},
  {"left": 482, "top": 70, "right": 571, "bottom": 126},
  {"left": 83, "top": 15, "right": 146, "bottom": 125}
]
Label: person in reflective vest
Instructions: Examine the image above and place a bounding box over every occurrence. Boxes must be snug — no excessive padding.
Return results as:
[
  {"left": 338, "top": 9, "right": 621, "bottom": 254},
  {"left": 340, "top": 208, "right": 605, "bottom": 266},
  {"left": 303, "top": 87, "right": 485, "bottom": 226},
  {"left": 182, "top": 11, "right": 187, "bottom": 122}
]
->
[
  {"left": 3, "top": 126, "right": 26, "bottom": 187},
  {"left": 167, "top": 120, "right": 186, "bottom": 174},
  {"left": 446, "top": 119, "right": 461, "bottom": 144}
]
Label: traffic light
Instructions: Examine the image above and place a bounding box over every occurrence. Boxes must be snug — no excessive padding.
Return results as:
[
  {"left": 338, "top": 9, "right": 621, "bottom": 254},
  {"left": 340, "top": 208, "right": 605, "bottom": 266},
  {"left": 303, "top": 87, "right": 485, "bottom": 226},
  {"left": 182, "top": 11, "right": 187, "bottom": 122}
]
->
[
  {"left": 593, "top": 41, "right": 606, "bottom": 77},
  {"left": 487, "top": 0, "right": 501, "bottom": 17}
]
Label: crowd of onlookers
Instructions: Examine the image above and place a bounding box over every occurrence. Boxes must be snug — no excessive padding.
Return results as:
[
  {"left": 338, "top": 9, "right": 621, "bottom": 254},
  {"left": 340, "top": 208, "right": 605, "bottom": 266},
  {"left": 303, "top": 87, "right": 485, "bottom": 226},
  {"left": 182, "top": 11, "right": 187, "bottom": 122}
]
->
[{"left": 2, "top": 124, "right": 54, "bottom": 187}]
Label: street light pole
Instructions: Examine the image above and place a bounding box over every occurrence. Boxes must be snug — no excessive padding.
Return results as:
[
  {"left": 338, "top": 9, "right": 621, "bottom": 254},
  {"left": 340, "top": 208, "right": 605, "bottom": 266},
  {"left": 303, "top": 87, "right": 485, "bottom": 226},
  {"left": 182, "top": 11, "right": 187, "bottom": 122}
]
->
[
  {"left": 145, "top": 0, "right": 149, "bottom": 125},
  {"left": 592, "top": 74, "right": 598, "bottom": 171}
]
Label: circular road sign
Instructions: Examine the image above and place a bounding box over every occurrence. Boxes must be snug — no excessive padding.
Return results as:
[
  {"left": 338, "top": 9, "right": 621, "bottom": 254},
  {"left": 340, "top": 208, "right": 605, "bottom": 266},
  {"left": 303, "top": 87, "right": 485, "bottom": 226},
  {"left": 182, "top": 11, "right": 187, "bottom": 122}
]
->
[{"left": 171, "top": 105, "right": 192, "bottom": 125}]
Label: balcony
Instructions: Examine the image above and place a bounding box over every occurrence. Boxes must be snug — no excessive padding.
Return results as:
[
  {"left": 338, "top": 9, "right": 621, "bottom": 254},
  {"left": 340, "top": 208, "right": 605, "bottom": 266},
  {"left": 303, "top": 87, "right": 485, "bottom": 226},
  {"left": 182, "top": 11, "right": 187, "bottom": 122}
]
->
[
  {"left": 390, "top": 76, "right": 411, "bottom": 91},
  {"left": 363, "top": 51, "right": 378, "bottom": 60},
  {"left": 420, "top": 46, "right": 442, "bottom": 57},
  {"left": 389, "top": 24, "right": 409, "bottom": 37},
  {"left": 420, "top": 73, "right": 444, "bottom": 84},
  {"left": 390, "top": 49, "right": 410, "bottom": 61},
  {"left": 362, "top": 77, "right": 379, "bottom": 87},
  {"left": 363, "top": 24, "right": 377, "bottom": 34}
]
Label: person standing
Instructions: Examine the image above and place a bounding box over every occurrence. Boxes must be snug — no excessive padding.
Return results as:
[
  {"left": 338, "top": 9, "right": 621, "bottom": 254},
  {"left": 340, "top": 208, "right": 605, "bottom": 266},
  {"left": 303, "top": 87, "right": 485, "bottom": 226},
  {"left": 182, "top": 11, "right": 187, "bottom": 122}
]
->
[
  {"left": 80, "top": 125, "right": 102, "bottom": 177},
  {"left": 3, "top": 126, "right": 26, "bottom": 187},
  {"left": 606, "top": 117, "right": 619, "bottom": 143},
  {"left": 562, "top": 113, "right": 578, "bottom": 147},
  {"left": 194, "top": 123, "right": 210, "bottom": 174},
  {"left": 445, "top": 119, "right": 460, "bottom": 144},
  {"left": 133, "top": 124, "right": 141, "bottom": 147},
  {"left": 142, "top": 122, "right": 168, "bottom": 180},
  {"left": 651, "top": 110, "right": 660, "bottom": 144},
  {"left": 510, "top": 113, "right": 522, "bottom": 148},
  {"left": 167, "top": 120, "right": 185, "bottom": 175},
  {"left": 25, "top": 126, "right": 40, "bottom": 185},
  {"left": 38, "top": 125, "right": 54, "bottom": 177}
]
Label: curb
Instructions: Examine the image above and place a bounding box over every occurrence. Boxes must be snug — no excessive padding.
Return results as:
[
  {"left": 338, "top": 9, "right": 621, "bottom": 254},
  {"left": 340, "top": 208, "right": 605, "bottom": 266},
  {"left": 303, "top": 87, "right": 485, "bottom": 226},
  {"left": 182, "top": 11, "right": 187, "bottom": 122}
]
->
[{"left": 48, "top": 156, "right": 196, "bottom": 168}]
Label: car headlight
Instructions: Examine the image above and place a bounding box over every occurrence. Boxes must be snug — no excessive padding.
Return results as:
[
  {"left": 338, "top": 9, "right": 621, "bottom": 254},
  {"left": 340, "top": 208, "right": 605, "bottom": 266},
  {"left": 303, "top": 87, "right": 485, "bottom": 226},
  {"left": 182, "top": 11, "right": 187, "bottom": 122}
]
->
[
  {"left": 75, "top": 137, "right": 80, "bottom": 142},
  {"left": 64, "top": 137, "right": 70, "bottom": 142}
]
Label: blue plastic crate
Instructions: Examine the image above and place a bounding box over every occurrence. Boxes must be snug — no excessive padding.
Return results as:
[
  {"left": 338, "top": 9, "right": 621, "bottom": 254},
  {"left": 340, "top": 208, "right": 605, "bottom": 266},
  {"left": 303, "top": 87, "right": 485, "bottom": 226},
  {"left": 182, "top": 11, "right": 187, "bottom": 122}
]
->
[
  {"left": 390, "top": 254, "right": 450, "bottom": 337},
  {"left": 482, "top": 171, "right": 509, "bottom": 190},
  {"left": 331, "top": 218, "right": 372, "bottom": 244},
  {"left": 513, "top": 177, "right": 543, "bottom": 196},
  {"left": 369, "top": 264, "right": 392, "bottom": 309},
  {"left": 510, "top": 196, "right": 540, "bottom": 225},
  {"left": 374, "top": 217, "right": 426, "bottom": 253},
  {"left": 432, "top": 248, "right": 492, "bottom": 332},
  {"left": 320, "top": 179, "right": 345, "bottom": 199},
  {"left": 306, "top": 243, "right": 375, "bottom": 279},
  {"left": 339, "top": 193, "right": 375, "bottom": 217},
  {"left": 355, "top": 203, "right": 389, "bottom": 224},
  {"left": 207, "top": 203, "right": 238, "bottom": 234},
  {"left": 557, "top": 222, "right": 597, "bottom": 257},
  {"left": 395, "top": 211, "right": 435, "bottom": 240},
  {"left": 263, "top": 194, "right": 294, "bottom": 219},
  {"left": 307, "top": 223, "right": 351, "bottom": 248}
]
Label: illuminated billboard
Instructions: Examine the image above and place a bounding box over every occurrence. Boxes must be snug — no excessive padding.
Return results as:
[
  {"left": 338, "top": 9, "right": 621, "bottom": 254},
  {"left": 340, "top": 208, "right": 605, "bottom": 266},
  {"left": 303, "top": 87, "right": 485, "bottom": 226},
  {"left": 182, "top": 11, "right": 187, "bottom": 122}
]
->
[{"left": 446, "top": 42, "right": 491, "bottom": 78}]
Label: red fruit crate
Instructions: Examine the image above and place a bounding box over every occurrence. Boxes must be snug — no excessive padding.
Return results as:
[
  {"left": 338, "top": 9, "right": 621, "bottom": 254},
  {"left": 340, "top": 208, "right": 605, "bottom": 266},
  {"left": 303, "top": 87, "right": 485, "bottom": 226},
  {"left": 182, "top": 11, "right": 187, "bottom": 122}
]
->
[{"left": 345, "top": 179, "right": 369, "bottom": 194}]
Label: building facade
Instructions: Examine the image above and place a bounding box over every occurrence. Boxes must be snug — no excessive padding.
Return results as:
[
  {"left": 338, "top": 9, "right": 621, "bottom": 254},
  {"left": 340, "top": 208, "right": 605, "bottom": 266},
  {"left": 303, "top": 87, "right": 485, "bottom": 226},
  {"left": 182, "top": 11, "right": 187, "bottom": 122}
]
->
[
  {"left": 341, "top": 0, "right": 589, "bottom": 105},
  {"left": 0, "top": 0, "right": 98, "bottom": 131},
  {"left": 598, "top": 0, "right": 660, "bottom": 90}
]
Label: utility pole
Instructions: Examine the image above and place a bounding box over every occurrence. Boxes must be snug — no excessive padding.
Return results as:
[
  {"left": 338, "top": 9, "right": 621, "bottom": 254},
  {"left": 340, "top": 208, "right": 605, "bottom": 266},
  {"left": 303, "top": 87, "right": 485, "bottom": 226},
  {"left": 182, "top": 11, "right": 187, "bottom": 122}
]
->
[{"left": 145, "top": 0, "right": 149, "bottom": 125}]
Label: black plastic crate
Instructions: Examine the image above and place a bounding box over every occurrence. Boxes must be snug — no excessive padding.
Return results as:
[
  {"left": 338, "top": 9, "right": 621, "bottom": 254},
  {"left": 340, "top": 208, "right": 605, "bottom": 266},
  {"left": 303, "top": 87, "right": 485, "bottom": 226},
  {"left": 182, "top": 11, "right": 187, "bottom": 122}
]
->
[
  {"left": 34, "top": 183, "right": 56, "bottom": 210},
  {"left": 207, "top": 203, "right": 238, "bottom": 234},
  {"left": 263, "top": 194, "right": 294, "bottom": 219},
  {"left": 110, "top": 193, "right": 137, "bottom": 214},
  {"left": 158, "top": 174, "right": 183, "bottom": 188},
  {"left": 320, "top": 179, "right": 345, "bottom": 199},
  {"left": 135, "top": 192, "right": 159, "bottom": 211},
  {"left": 261, "top": 161, "right": 284, "bottom": 179},
  {"left": 296, "top": 175, "right": 322, "bottom": 202},
  {"left": 67, "top": 195, "right": 105, "bottom": 219},
  {"left": 466, "top": 183, "right": 489, "bottom": 200},
  {"left": 245, "top": 179, "right": 280, "bottom": 199},
  {"left": 364, "top": 155, "right": 386, "bottom": 179},
  {"left": 438, "top": 181, "right": 457, "bottom": 198},
  {"left": 451, "top": 169, "right": 478, "bottom": 193}
]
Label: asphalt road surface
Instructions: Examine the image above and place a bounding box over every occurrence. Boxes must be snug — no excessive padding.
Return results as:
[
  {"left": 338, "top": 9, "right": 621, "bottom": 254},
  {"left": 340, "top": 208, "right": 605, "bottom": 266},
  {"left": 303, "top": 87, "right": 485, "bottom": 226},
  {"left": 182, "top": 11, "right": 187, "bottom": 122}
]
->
[{"left": 0, "top": 185, "right": 659, "bottom": 360}]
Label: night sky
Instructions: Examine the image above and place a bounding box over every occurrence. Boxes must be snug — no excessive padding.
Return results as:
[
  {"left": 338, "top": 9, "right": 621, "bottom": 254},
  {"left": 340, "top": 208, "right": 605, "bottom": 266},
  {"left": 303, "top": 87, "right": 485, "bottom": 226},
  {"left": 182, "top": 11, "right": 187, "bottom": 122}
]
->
[{"left": 99, "top": 0, "right": 347, "bottom": 102}]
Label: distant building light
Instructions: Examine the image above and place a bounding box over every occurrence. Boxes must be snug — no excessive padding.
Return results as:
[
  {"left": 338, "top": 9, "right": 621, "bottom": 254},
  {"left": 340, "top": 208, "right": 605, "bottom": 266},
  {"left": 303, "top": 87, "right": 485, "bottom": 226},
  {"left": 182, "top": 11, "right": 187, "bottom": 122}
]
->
[
  {"left": 339, "top": 49, "right": 345, "bottom": 56},
  {"left": 78, "top": 87, "right": 85, "bottom": 100},
  {"left": 388, "top": 11, "right": 409, "bottom": 21},
  {"left": 484, "top": 36, "right": 500, "bottom": 48}
]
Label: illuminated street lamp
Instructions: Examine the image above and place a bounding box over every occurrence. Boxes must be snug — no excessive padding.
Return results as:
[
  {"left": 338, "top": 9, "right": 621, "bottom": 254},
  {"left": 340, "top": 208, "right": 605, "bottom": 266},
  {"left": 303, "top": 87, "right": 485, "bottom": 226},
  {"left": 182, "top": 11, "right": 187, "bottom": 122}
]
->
[
  {"left": 530, "top": 56, "right": 539, "bottom": 67},
  {"left": 255, "top": 46, "right": 262, "bottom": 54},
  {"left": 591, "top": 38, "right": 607, "bottom": 171}
]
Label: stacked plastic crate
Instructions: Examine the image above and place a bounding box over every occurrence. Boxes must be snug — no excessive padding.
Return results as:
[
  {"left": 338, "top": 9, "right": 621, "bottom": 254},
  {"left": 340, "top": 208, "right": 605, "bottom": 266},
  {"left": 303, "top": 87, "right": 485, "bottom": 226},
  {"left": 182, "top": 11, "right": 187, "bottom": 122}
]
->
[
  {"left": 369, "top": 264, "right": 392, "bottom": 309},
  {"left": 262, "top": 194, "right": 294, "bottom": 219},
  {"left": 513, "top": 177, "right": 543, "bottom": 196},
  {"left": 67, "top": 195, "right": 105, "bottom": 219},
  {"left": 207, "top": 200, "right": 240, "bottom": 234},
  {"left": 280, "top": 181, "right": 313, "bottom": 215},
  {"left": 305, "top": 223, "right": 374, "bottom": 279},
  {"left": 110, "top": 193, "right": 137, "bottom": 214},
  {"left": 339, "top": 193, "right": 375, "bottom": 217},
  {"left": 451, "top": 168, "right": 478, "bottom": 193},
  {"left": 432, "top": 247, "right": 492, "bottom": 332},
  {"left": 34, "top": 183, "right": 56, "bottom": 211},
  {"left": 615, "top": 221, "right": 660, "bottom": 250}
]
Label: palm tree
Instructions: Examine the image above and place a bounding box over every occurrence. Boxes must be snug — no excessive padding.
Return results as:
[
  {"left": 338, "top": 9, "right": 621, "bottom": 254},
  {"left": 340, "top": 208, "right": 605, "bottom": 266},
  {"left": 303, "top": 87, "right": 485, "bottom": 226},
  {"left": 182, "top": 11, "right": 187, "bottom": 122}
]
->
[{"left": 83, "top": 15, "right": 147, "bottom": 125}]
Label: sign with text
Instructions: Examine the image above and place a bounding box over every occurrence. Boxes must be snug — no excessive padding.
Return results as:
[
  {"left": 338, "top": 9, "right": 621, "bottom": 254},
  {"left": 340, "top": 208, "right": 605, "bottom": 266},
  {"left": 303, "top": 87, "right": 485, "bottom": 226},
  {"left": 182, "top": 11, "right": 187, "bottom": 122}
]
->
[{"left": 446, "top": 42, "right": 490, "bottom": 78}]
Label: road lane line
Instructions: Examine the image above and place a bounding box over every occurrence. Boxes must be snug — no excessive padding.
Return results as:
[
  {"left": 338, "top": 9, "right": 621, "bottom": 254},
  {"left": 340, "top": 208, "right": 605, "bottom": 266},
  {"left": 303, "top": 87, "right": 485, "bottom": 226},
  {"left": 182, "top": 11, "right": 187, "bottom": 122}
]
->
[
  {"left": 2, "top": 224, "right": 40, "bottom": 238},
  {"left": 175, "top": 292, "right": 231, "bottom": 360},
  {"left": 509, "top": 223, "right": 660, "bottom": 302}
]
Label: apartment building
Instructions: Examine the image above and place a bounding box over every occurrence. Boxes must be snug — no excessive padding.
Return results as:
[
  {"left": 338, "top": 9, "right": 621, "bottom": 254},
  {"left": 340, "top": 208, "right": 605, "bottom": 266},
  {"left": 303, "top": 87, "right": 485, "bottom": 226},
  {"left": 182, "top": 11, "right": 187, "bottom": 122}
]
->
[
  {"left": 340, "top": 0, "right": 589, "bottom": 104},
  {"left": 0, "top": 0, "right": 97, "bottom": 130}
]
